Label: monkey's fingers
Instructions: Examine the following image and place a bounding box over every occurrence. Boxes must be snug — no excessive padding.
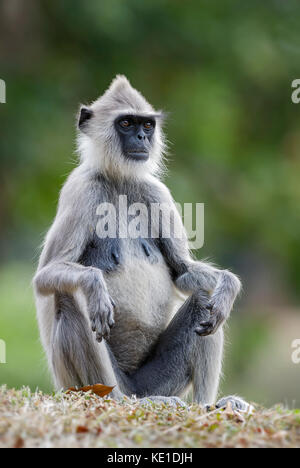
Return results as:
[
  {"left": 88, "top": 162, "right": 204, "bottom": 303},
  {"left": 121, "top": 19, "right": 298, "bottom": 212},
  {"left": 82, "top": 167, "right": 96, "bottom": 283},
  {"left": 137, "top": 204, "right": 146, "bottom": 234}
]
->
[
  {"left": 195, "top": 320, "right": 216, "bottom": 336},
  {"left": 100, "top": 303, "right": 115, "bottom": 339},
  {"left": 108, "top": 299, "right": 116, "bottom": 328},
  {"left": 92, "top": 314, "right": 104, "bottom": 342},
  {"left": 101, "top": 315, "right": 112, "bottom": 340},
  {"left": 195, "top": 327, "right": 212, "bottom": 337},
  {"left": 108, "top": 313, "right": 115, "bottom": 328},
  {"left": 102, "top": 326, "right": 110, "bottom": 340}
]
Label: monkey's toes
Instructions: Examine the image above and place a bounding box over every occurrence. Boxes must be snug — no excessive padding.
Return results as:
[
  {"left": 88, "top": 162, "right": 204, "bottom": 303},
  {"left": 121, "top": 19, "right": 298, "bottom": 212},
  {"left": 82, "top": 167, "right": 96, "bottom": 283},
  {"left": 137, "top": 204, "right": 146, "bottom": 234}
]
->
[{"left": 216, "top": 396, "right": 254, "bottom": 413}]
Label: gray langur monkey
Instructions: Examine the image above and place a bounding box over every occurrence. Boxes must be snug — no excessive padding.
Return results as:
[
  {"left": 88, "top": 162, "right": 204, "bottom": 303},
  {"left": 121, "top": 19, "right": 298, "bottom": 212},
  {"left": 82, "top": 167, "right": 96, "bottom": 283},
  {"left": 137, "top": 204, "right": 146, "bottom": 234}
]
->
[{"left": 33, "top": 75, "right": 249, "bottom": 411}]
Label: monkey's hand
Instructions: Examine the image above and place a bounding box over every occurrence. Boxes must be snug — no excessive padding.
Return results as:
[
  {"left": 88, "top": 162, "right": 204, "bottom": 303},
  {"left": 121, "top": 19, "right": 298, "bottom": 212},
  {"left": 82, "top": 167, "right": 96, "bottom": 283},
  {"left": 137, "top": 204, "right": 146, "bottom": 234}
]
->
[
  {"left": 195, "top": 271, "right": 240, "bottom": 336},
  {"left": 195, "top": 296, "right": 227, "bottom": 336},
  {"left": 90, "top": 292, "right": 116, "bottom": 343},
  {"left": 83, "top": 269, "right": 116, "bottom": 342}
]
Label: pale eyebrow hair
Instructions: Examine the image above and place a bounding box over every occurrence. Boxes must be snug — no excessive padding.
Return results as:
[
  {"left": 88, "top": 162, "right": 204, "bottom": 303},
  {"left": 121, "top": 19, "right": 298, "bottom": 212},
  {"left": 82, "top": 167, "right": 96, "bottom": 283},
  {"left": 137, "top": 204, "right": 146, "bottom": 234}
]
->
[{"left": 115, "top": 112, "right": 166, "bottom": 122}]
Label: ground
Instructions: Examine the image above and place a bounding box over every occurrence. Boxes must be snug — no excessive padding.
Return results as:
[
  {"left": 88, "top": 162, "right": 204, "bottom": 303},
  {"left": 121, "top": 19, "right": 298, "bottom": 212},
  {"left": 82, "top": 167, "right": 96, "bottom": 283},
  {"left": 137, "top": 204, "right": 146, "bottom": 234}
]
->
[{"left": 0, "top": 386, "right": 300, "bottom": 448}]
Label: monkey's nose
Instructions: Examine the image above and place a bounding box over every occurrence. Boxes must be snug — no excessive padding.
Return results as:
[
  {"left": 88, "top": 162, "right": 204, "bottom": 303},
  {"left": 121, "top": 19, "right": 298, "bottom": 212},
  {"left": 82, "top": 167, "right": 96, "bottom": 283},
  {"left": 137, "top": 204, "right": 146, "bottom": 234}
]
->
[{"left": 137, "top": 133, "right": 145, "bottom": 140}]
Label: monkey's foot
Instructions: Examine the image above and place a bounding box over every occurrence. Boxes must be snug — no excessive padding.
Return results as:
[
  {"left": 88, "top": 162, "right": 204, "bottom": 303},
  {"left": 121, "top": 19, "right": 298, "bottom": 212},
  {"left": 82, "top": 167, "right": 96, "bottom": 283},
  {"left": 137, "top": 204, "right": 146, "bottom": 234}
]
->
[
  {"left": 215, "top": 395, "right": 254, "bottom": 413},
  {"left": 139, "top": 396, "right": 187, "bottom": 408}
]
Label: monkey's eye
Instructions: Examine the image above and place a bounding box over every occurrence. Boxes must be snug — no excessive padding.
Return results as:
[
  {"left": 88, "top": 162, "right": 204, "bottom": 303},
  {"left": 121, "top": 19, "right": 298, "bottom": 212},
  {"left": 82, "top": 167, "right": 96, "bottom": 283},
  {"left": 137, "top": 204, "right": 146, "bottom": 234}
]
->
[
  {"left": 120, "top": 119, "right": 131, "bottom": 128},
  {"left": 144, "top": 122, "right": 153, "bottom": 130}
]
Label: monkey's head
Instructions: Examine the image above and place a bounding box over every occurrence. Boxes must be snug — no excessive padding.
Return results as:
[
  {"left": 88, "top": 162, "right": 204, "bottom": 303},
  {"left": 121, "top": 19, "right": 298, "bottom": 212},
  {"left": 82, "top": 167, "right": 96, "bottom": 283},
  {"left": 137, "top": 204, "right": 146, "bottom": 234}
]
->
[{"left": 77, "top": 75, "right": 166, "bottom": 180}]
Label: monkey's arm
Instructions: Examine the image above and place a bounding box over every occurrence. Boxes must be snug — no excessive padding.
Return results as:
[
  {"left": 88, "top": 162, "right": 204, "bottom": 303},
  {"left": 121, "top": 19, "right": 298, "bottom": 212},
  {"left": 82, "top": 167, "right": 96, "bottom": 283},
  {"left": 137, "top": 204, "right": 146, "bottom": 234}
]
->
[
  {"left": 155, "top": 183, "right": 241, "bottom": 335},
  {"left": 33, "top": 169, "right": 115, "bottom": 341}
]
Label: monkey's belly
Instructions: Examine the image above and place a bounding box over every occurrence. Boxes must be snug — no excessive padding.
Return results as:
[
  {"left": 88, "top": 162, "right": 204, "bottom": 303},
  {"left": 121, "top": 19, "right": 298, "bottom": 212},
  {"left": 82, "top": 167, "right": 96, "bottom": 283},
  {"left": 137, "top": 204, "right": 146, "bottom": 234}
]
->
[{"left": 104, "top": 258, "right": 176, "bottom": 373}]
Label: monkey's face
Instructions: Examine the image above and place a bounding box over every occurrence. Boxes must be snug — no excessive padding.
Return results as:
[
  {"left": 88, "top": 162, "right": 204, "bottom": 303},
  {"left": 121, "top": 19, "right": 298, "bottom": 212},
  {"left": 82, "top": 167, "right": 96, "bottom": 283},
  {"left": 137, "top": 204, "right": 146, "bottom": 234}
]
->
[
  {"left": 77, "top": 76, "right": 166, "bottom": 179},
  {"left": 114, "top": 114, "right": 156, "bottom": 162}
]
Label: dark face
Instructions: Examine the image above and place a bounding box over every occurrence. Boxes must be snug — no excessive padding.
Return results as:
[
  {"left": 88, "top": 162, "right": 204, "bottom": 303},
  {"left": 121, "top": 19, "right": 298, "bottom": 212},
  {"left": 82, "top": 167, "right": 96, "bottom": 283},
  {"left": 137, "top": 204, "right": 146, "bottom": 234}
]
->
[{"left": 115, "top": 114, "right": 156, "bottom": 161}]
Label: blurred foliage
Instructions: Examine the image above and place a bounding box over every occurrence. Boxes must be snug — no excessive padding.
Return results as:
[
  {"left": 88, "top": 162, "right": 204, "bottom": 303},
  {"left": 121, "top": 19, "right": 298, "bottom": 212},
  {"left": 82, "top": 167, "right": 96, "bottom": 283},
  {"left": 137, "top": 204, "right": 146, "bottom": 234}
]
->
[
  {"left": 0, "top": 264, "right": 51, "bottom": 392},
  {"left": 0, "top": 0, "right": 300, "bottom": 404}
]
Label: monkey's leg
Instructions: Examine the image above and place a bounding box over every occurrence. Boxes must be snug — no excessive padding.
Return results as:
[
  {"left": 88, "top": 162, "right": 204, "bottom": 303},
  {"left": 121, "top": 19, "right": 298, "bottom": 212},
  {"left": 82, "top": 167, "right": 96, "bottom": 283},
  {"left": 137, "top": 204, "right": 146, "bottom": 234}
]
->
[
  {"left": 192, "top": 328, "right": 223, "bottom": 405},
  {"left": 130, "top": 294, "right": 251, "bottom": 411},
  {"left": 51, "top": 292, "right": 123, "bottom": 399},
  {"left": 128, "top": 293, "right": 223, "bottom": 405}
]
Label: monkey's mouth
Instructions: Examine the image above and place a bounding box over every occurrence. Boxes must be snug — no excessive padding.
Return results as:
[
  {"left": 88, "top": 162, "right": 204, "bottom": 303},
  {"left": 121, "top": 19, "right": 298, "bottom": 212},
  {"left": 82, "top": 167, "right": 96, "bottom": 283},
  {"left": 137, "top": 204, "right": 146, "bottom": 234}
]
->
[{"left": 126, "top": 151, "right": 149, "bottom": 161}]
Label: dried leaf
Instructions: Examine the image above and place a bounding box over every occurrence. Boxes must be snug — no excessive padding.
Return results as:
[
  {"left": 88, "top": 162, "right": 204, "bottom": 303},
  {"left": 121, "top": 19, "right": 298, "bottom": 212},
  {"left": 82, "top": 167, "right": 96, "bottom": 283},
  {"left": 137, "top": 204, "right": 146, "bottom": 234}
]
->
[
  {"left": 66, "top": 384, "right": 114, "bottom": 398},
  {"left": 76, "top": 425, "right": 89, "bottom": 434},
  {"left": 13, "top": 437, "right": 24, "bottom": 449}
]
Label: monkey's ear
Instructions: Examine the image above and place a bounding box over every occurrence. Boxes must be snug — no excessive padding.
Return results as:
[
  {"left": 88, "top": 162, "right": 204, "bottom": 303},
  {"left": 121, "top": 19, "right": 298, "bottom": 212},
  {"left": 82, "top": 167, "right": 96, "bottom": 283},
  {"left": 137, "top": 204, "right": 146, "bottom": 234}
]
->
[{"left": 78, "top": 106, "right": 94, "bottom": 131}]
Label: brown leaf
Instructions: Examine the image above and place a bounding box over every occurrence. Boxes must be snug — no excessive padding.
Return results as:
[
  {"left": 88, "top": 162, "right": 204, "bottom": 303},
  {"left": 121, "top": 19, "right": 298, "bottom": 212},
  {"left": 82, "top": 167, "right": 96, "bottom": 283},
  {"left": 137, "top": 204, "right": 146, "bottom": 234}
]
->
[
  {"left": 76, "top": 425, "right": 89, "bottom": 434},
  {"left": 13, "top": 437, "right": 24, "bottom": 449},
  {"left": 66, "top": 384, "right": 114, "bottom": 398}
]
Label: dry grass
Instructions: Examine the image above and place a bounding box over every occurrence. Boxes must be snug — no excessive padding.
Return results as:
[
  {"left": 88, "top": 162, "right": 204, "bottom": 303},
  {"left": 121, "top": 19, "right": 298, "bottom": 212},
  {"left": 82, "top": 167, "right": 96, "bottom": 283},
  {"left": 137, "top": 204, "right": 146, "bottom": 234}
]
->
[{"left": 0, "top": 386, "right": 300, "bottom": 448}]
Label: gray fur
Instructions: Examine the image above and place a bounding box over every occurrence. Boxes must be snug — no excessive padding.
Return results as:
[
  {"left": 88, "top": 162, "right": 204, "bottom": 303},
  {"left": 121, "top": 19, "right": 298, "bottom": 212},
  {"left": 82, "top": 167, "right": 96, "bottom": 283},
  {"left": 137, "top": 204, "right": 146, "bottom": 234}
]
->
[{"left": 34, "top": 75, "right": 249, "bottom": 411}]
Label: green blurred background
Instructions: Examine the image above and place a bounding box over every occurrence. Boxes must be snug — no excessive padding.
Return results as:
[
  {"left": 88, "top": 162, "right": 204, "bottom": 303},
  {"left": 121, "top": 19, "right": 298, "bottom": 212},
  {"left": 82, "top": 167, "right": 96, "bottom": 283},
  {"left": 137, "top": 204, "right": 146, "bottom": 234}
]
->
[{"left": 1, "top": 0, "right": 300, "bottom": 407}]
